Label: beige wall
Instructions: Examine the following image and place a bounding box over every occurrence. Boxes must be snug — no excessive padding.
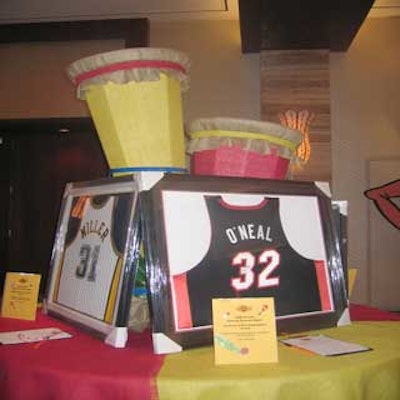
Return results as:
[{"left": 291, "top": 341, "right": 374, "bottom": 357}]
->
[
  {"left": 0, "top": 20, "right": 260, "bottom": 124},
  {"left": 330, "top": 16, "right": 400, "bottom": 306},
  {"left": 0, "top": 39, "right": 124, "bottom": 119},
  {"left": 150, "top": 20, "right": 260, "bottom": 125}
]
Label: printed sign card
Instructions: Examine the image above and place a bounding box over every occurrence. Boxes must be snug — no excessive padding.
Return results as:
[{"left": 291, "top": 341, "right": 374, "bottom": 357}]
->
[
  {"left": 212, "top": 297, "right": 278, "bottom": 365},
  {"left": 0, "top": 327, "right": 73, "bottom": 345},
  {"left": 280, "top": 334, "right": 371, "bottom": 356},
  {"left": 1, "top": 272, "right": 41, "bottom": 321}
]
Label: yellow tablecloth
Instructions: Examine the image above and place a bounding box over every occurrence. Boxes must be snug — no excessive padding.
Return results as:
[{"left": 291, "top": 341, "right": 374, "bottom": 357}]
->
[{"left": 156, "top": 322, "right": 400, "bottom": 400}]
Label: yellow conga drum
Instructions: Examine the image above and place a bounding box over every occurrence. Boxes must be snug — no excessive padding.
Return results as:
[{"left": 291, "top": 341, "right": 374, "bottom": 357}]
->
[{"left": 68, "top": 48, "right": 190, "bottom": 175}]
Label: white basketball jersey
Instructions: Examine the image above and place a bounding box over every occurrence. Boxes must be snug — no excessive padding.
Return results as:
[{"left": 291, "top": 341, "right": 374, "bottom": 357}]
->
[{"left": 56, "top": 196, "right": 120, "bottom": 321}]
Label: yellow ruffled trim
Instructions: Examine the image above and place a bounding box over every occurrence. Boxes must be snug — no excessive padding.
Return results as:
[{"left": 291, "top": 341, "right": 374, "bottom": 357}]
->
[{"left": 190, "top": 130, "right": 298, "bottom": 151}]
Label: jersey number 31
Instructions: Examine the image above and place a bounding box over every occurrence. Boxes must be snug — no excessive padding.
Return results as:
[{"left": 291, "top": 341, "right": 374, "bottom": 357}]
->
[{"left": 76, "top": 244, "right": 100, "bottom": 281}]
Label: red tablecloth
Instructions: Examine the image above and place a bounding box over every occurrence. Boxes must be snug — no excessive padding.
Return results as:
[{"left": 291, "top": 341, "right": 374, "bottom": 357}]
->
[
  {"left": 0, "top": 310, "right": 164, "bottom": 400},
  {"left": 0, "top": 304, "right": 399, "bottom": 400},
  {"left": 349, "top": 303, "right": 400, "bottom": 321}
]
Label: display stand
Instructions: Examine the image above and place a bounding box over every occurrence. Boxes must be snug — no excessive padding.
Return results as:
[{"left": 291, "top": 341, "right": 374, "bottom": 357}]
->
[{"left": 105, "top": 327, "right": 129, "bottom": 348}]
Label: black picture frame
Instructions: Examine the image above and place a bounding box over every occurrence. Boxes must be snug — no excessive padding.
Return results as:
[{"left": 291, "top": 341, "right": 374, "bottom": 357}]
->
[
  {"left": 44, "top": 175, "right": 141, "bottom": 348},
  {"left": 140, "top": 174, "right": 347, "bottom": 354}
]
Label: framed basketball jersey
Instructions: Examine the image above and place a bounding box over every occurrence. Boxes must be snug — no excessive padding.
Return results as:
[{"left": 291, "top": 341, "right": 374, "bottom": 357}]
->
[
  {"left": 44, "top": 175, "right": 140, "bottom": 348},
  {"left": 140, "top": 174, "right": 348, "bottom": 354}
]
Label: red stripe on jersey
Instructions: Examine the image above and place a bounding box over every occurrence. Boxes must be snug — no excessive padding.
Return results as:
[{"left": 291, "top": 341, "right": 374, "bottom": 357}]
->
[
  {"left": 172, "top": 273, "right": 193, "bottom": 329},
  {"left": 218, "top": 197, "right": 270, "bottom": 211},
  {"left": 71, "top": 196, "right": 88, "bottom": 218},
  {"left": 315, "top": 260, "right": 333, "bottom": 311}
]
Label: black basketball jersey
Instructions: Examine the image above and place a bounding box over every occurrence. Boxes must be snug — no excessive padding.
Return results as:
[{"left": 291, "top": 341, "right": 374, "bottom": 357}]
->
[{"left": 172, "top": 195, "right": 332, "bottom": 329}]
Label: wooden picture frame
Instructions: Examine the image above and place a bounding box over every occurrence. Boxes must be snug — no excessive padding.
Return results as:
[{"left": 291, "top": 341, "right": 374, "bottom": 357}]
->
[
  {"left": 44, "top": 175, "right": 140, "bottom": 348},
  {"left": 140, "top": 174, "right": 347, "bottom": 354}
]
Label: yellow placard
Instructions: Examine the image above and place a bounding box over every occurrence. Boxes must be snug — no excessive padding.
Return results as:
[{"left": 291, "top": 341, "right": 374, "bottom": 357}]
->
[
  {"left": 1, "top": 272, "right": 41, "bottom": 321},
  {"left": 348, "top": 268, "right": 358, "bottom": 298},
  {"left": 212, "top": 297, "right": 278, "bottom": 365}
]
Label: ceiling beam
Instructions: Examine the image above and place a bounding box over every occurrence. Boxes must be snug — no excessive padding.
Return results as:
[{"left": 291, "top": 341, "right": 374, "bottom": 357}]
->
[
  {"left": 0, "top": 18, "right": 149, "bottom": 48},
  {"left": 239, "top": 0, "right": 375, "bottom": 53}
]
